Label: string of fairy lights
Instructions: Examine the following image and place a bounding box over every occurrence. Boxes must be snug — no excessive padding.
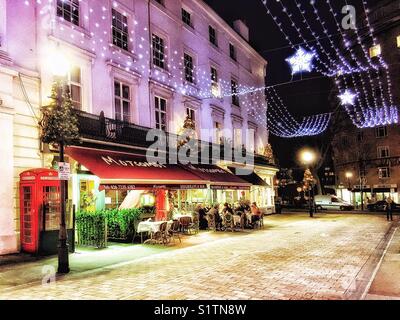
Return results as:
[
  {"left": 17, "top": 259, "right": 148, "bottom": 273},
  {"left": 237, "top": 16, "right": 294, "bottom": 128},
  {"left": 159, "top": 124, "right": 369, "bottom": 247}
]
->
[
  {"left": 20, "top": 0, "right": 398, "bottom": 139},
  {"left": 261, "top": 0, "right": 399, "bottom": 132}
]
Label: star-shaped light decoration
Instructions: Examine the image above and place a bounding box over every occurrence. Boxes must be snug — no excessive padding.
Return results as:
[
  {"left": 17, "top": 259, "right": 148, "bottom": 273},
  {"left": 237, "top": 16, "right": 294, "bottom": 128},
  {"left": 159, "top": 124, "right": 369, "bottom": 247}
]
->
[
  {"left": 338, "top": 90, "right": 357, "bottom": 106},
  {"left": 286, "top": 47, "right": 316, "bottom": 75}
]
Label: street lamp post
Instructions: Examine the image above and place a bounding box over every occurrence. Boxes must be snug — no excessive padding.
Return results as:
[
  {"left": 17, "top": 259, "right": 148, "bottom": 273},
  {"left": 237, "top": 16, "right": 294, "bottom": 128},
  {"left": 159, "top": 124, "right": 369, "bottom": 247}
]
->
[
  {"left": 300, "top": 149, "right": 317, "bottom": 218},
  {"left": 51, "top": 53, "right": 70, "bottom": 274},
  {"left": 345, "top": 171, "right": 354, "bottom": 206}
]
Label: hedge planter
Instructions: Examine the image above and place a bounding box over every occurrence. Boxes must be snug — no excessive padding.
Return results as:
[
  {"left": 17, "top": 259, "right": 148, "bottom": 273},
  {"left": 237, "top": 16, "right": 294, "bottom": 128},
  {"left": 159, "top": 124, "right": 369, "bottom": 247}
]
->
[
  {"left": 76, "top": 211, "right": 107, "bottom": 249},
  {"left": 106, "top": 208, "right": 142, "bottom": 242}
]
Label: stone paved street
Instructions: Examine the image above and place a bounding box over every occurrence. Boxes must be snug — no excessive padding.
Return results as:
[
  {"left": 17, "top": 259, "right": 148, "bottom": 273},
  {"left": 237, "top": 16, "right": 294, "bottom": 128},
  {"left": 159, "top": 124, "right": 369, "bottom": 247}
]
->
[{"left": 0, "top": 214, "right": 397, "bottom": 300}]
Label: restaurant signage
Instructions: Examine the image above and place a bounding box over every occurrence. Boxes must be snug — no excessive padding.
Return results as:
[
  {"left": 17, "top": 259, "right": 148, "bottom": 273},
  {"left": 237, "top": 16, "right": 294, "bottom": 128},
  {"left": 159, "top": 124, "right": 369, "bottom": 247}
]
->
[
  {"left": 101, "top": 155, "right": 166, "bottom": 168},
  {"left": 100, "top": 184, "right": 208, "bottom": 191},
  {"left": 210, "top": 185, "right": 251, "bottom": 190}
]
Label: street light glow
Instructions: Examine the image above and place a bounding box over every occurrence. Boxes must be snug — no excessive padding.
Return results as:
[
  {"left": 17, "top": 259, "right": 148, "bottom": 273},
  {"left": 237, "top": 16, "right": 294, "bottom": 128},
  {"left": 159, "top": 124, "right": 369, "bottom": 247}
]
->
[
  {"left": 299, "top": 149, "right": 316, "bottom": 165},
  {"left": 49, "top": 50, "right": 70, "bottom": 77},
  {"left": 345, "top": 172, "right": 353, "bottom": 179}
]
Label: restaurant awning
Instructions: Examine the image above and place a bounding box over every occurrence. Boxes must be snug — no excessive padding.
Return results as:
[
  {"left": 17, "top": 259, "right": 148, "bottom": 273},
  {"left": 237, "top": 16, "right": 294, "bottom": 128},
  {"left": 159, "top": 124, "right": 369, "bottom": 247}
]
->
[
  {"left": 227, "top": 167, "right": 270, "bottom": 187},
  {"left": 183, "top": 164, "right": 251, "bottom": 190},
  {"left": 65, "top": 146, "right": 207, "bottom": 190}
]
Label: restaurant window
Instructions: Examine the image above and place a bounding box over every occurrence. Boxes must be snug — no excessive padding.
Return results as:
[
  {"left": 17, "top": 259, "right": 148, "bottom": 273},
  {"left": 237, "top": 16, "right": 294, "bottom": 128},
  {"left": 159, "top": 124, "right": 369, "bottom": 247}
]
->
[
  {"left": 184, "top": 53, "right": 194, "bottom": 83},
  {"left": 375, "top": 126, "right": 388, "bottom": 138},
  {"left": 155, "top": 96, "right": 167, "bottom": 131},
  {"left": 57, "top": 0, "right": 80, "bottom": 27},
  {"left": 114, "top": 80, "right": 131, "bottom": 122},
  {"left": 152, "top": 34, "right": 165, "bottom": 69},
  {"left": 105, "top": 190, "right": 128, "bottom": 210},
  {"left": 209, "top": 25, "right": 218, "bottom": 47},
  {"left": 369, "top": 44, "right": 381, "bottom": 58},
  {"left": 182, "top": 8, "right": 192, "bottom": 27},
  {"left": 112, "top": 9, "right": 129, "bottom": 51},
  {"left": 186, "top": 107, "right": 196, "bottom": 129},
  {"left": 377, "top": 146, "right": 390, "bottom": 158},
  {"left": 231, "top": 79, "right": 239, "bottom": 106},
  {"left": 79, "top": 180, "right": 96, "bottom": 212},
  {"left": 378, "top": 167, "right": 390, "bottom": 179},
  {"left": 229, "top": 43, "right": 237, "bottom": 61},
  {"left": 62, "top": 66, "right": 82, "bottom": 110}
]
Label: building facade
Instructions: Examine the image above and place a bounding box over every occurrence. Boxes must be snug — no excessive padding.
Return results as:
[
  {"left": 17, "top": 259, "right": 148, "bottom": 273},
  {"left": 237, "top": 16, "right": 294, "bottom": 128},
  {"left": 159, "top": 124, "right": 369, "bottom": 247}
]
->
[
  {"left": 0, "top": 0, "right": 276, "bottom": 254},
  {"left": 332, "top": 0, "right": 400, "bottom": 207}
]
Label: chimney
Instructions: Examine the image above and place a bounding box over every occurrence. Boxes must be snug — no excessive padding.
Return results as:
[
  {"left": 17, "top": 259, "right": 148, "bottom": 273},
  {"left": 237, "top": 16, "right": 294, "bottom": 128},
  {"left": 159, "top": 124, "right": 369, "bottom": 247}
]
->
[{"left": 233, "top": 20, "right": 249, "bottom": 42}]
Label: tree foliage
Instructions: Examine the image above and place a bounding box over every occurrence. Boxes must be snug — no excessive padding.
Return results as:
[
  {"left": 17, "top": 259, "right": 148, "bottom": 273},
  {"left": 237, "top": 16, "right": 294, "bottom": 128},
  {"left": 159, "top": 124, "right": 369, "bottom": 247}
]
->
[{"left": 40, "top": 80, "right": 80, "bottom": 145}]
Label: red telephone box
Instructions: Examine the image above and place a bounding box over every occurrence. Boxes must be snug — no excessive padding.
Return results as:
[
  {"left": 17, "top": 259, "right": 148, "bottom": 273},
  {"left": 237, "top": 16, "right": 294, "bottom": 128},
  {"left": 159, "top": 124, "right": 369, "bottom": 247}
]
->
[{"left": 19, "top": 169, "right": 74, "bottom": 255}]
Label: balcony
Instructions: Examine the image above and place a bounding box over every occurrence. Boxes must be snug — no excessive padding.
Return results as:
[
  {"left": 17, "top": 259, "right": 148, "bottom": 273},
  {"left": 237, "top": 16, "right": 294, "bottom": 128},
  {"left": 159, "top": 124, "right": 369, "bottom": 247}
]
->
[{"left": 76, "top": 110, "right": 274, "bottom": 167}]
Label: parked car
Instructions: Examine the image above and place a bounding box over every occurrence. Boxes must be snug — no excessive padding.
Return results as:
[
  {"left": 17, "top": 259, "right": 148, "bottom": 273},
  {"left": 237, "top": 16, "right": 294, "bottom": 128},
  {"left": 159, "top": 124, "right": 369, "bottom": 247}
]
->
[
  {"left": 314, "top": 195, "right": 354, "bottom": 211},
  {"left": 367, "top": 200, "right": 400, "bottom": 212}
]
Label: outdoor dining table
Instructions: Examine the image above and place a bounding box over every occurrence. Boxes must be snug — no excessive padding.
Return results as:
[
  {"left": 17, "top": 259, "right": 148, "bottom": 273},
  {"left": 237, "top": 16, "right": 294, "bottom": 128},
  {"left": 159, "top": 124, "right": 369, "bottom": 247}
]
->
[
  {"left": 173, "top": 214, "right": 193, "bottom": 220},
  {"left": 137, "top": 220, "right": 173, "bottom": 244}
]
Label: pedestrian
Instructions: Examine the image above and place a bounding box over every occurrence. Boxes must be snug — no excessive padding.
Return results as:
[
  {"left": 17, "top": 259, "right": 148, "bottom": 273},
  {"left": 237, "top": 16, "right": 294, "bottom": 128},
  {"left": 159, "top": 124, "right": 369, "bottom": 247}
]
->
[{"left": 385, "top": 196, "right": 394, "bottom": 221}]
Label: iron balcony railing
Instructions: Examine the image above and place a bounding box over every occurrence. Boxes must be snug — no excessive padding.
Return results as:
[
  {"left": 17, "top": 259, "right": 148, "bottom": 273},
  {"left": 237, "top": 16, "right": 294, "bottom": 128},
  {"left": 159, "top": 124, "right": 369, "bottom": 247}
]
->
[{"left": 76, "top": 110, "right": 274, "bottom": 167}]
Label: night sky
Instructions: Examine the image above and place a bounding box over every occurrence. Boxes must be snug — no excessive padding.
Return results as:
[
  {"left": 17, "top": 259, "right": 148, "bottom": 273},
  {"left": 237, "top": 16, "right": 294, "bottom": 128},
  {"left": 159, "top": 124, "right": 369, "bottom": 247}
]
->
[{"left": 205, "top": 0, "right": 364, "bottom": 167}]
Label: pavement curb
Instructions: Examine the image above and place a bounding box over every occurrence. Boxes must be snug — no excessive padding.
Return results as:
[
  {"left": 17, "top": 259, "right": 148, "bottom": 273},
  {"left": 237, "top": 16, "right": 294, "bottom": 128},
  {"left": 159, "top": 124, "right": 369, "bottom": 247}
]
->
[{"left": 343, "top": 221, "right": 399, "bottom": 300}]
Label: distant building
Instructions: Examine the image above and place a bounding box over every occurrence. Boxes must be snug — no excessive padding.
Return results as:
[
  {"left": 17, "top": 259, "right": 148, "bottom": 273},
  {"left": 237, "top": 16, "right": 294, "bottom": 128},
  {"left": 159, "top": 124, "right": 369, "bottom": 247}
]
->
[{"left": 332, "top": 0, "right": 400, "bottom": 207}]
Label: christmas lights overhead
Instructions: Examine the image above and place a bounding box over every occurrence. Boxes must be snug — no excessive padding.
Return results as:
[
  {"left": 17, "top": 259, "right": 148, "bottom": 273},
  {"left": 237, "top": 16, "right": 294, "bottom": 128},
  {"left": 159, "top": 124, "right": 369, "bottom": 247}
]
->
[{"left": 286, "top": 47, "right": 316, "bottom": 75}]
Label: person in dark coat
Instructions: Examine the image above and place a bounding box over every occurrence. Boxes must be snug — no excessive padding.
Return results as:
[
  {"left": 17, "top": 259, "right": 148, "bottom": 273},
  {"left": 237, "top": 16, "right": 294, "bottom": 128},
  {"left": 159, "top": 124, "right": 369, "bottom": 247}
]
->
[
  {"left": 197, "top": 204, "right": 209, "bottom": 230},
  {"left": 386, "top": 196, "right": 394, "bottom": 221}
]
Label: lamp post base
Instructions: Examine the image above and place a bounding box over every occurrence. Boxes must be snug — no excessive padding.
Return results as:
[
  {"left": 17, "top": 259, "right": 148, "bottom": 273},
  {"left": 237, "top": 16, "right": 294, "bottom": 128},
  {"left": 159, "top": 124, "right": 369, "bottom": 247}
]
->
[{"left": 57, "top": 242, "right": 70, "bottom": 274}]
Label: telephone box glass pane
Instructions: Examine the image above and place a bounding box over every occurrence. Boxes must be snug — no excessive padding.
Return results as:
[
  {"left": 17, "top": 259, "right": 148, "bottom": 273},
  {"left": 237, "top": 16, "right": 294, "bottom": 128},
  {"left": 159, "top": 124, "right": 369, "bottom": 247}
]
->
[
  {"left": 22, "top": 186, "right": 33, "bottom": 244},
  {"left": 43, "top": 186, "right": 61, "bottom": 231}
]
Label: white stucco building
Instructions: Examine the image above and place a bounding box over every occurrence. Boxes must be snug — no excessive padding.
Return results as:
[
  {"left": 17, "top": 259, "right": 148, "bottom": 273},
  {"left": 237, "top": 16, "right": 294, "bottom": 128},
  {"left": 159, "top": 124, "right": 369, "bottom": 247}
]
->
[{"left": 0, "top": 0, "right": 277, "bottom": 255}]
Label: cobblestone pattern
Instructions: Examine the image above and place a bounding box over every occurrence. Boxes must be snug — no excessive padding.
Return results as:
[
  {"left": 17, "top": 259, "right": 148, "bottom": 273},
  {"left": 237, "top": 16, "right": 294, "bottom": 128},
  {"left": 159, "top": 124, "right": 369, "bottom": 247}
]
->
[{"left": 0, "top": 214, "right": 392, "bottom": 300}]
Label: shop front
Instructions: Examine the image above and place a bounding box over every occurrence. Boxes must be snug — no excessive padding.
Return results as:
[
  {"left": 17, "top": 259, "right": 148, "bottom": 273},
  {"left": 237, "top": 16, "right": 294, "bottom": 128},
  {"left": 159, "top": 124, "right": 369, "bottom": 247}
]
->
[{"left": 65, "top": 147, "right": 256, "bottom": 219}]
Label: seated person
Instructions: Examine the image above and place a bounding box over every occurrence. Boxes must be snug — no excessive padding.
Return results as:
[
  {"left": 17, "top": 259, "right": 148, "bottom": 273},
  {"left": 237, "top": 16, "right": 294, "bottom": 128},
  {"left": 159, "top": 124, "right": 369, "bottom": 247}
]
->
[
  {"left": 222, "top": 202, "right": 234, "bottom": 215},
  {"left": 250, "top": 202, "right": 262, "bottom": 226},
  {"left": 208, "top": 204, "right": 223, "bottom": 230},
  {"left": 196, "top": 204, "right": 208, "bottom": 230}
]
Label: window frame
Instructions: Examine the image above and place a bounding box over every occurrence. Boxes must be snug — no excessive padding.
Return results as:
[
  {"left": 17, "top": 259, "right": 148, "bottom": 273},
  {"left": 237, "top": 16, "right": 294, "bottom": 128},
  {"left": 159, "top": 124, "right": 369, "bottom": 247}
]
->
[
  {"left": 378, "top": 167, "right": 390, "bottom": 179},
  {"left": 114, "top": 80, "right": 131, "bottom": 123},
  {"left": 210, "top": 66, "right": 220, "bottom": 97},
  {"left": 154, "top": 95, "right": 168, "bottom": 131},
  {"left": 209, "top": 25, "right": 218, "bottom": 47},
  {"left": 111, "top": 8, "right": 130, "bottom": 52},
  {"left": 231, "top": 78, "right": 240, "bottom": 106},
  {"left": 184, "top": 52, "right": 195, "bottom": 84},
  {"left": 375, "top": 126, "right": 388, "bottom": 138},
  {"left": 56, "top": 0, "right": 80, "bottom": 27},
  {"left": 63, "top": 65, "right": 82, "bottom": 110},
  {"left": 214, "top": 121, "right": 223, "bottom": 144},
  {"left": 152, "top": 33, "right": 166, "bottom": 70},
  {"left": 186, "top": 107, "right": 196, "bottom": 129},
  {"left": 181, "top": 8, "right": 193, "bottom": 28},
  {"left": 229, "top": 43, "right": 237, "bottom": 61},
  {"left": 377, "top": 146, "right": 390, "bottom": 159}
]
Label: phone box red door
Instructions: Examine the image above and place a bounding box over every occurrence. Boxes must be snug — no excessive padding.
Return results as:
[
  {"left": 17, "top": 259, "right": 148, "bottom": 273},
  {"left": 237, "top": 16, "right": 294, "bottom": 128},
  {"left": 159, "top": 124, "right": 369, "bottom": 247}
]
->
[{"left": 20, "top": 169, "right": 60, "bottom": 254}]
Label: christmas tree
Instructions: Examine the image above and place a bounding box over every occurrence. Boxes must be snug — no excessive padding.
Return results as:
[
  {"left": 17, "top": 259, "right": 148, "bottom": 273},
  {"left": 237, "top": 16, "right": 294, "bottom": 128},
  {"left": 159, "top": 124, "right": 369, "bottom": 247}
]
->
[
  {"left": 40, "top": 80, "right": 80, "bottom": 146},
  {"left": 303, "top": 169, "right": 314, "bottom": 189},
  {"left": 177, "top": 115, "right": 196, "bottom": 148}
]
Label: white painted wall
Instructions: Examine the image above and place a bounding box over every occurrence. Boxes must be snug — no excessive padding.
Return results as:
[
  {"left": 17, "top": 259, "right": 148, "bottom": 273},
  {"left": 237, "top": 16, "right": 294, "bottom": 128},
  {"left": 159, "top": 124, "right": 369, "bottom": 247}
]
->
[{"left": 0, "top": 0, "right": 271, "bottom": 253}]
